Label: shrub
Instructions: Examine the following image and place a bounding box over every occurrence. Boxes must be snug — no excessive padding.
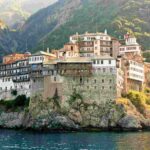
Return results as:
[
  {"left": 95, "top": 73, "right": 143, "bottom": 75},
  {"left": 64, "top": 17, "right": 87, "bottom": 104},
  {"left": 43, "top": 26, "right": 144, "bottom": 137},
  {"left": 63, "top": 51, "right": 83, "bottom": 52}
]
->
[
  {"left": 69, "top": 89, "right": 83, "bottom": 105},
  {"left": 0, "top": 95, "right": 30, "bottom": 110},
  {"left": 127, "top": 90, "right": 148, "bottom": 113},
  {"left": 145, "top": 88, "right": 150, "bottom": 94},
  {"left": 52, "top": 88, "right": 60, "bottom": 109},
  {"left": 146, "top": 98, "right": 150, "bottom": 105},
  {"left": 11, "top": 89, "right": 18, "bottom": 96}
]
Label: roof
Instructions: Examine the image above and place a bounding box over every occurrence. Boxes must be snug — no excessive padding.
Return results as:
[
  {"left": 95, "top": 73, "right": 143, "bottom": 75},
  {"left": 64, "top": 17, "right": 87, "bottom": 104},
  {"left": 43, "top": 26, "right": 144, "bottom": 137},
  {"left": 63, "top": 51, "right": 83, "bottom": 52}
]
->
[
  {"left": 58, "top": 57, "right": 92, "bottom": 63},
  {"left": 71, "top": 32, "right": 109, "bottom": 37},
  {"left": 92, "top": 56, "right": 115, "bottom": 60},
  {"left": 32, "top": 51, "right": 57, "bottom": 57}
]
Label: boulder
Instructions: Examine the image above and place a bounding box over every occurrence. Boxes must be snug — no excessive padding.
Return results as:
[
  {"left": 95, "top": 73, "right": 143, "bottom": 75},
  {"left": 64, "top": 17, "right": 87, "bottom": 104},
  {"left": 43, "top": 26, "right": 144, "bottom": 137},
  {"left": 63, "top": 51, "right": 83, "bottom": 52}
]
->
[
  {"left": 118, "top": 115, "right": 142, "bottom": 130},
  {"left": 0, "top": 112, "right": 24, "bottom": 128}
]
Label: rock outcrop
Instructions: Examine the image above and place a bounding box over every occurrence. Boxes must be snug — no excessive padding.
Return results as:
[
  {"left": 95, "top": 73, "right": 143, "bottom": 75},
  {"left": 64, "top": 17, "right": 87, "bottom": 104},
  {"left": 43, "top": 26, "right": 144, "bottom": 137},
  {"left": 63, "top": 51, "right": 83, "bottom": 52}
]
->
[{"left": 0, "top": 96, "right": 150, "bottom": 131}]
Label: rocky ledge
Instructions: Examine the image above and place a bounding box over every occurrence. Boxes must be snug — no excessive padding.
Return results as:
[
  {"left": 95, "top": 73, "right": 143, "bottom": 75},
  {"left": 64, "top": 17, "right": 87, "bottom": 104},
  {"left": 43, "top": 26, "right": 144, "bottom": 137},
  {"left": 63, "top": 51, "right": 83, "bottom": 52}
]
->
[{"left": 1, "top": 95, "right": 150, "bottom": 131}]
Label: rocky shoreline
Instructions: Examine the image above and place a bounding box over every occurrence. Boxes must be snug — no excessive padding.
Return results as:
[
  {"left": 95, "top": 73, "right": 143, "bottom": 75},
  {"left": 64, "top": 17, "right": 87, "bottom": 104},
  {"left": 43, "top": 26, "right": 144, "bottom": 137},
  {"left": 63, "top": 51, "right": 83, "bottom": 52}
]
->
[{"left": 0, "top": 95, "right": 150, "bottom": 132}]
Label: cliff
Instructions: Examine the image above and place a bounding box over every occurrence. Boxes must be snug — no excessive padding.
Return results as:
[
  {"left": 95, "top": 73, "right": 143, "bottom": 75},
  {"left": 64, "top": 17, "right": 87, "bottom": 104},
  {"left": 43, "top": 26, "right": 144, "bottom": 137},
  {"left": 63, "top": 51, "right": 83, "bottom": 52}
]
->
[{"left": 1, "top": 93, "right": 150, "bottom": 131}]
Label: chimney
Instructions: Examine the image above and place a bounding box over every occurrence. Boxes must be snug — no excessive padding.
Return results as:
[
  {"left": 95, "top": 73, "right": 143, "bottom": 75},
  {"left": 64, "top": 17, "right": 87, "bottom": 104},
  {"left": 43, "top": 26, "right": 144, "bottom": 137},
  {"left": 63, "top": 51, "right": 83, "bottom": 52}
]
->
[{"left": 47, "top": 48, "right": 50, "bottom": 53}]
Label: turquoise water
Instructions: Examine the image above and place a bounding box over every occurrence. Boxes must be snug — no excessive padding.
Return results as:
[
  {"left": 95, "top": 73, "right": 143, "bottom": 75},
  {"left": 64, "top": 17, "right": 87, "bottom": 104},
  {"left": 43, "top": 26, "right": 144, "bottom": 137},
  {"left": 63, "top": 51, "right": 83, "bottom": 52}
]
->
[{"left": 0, "top": 130, "right": 150, "bottom": 150}]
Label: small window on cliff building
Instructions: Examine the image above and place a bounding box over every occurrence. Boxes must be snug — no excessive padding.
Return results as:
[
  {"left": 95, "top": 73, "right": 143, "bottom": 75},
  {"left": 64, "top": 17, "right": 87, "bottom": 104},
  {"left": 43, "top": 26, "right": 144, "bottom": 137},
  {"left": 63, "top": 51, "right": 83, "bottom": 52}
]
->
[
  {"left": 71, "top": 46, "right": 73, "bottom": 50},
  {"left": 54, "top": 77, "right": 57, "bottom": 81},
  {"left": 73, "top": 77, "right": 75, "bottom": 81},
  {"left": 87, "top": 79, "right": 89, "bottom": 83},
  {"left": 80, "top": 77, "right": 83, "bottom": 84}
]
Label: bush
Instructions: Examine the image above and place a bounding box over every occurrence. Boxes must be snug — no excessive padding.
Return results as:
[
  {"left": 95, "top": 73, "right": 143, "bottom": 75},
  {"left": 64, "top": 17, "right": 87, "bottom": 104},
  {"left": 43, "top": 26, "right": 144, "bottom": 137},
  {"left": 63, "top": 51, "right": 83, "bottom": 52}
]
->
[
  {"left": 52, "top": 88, "right": 60, "bottom": 109},
  {"left": 127, "top": 90, "right": 148, "bottom": 113},
  {"left": 11, "top": 89, "right": 17, "bottom": 96},
  {"left": 0, "top": 95, "right": 30, "bottom": 110},
  {"left": 146, "top": 98, "right": 150, "bottom": 105},
  {"left": 145, "top": 88, "right": 150, "bottom": 94},
  {"left": 69, "top": 89, "right": 83, "bottom": 105}
]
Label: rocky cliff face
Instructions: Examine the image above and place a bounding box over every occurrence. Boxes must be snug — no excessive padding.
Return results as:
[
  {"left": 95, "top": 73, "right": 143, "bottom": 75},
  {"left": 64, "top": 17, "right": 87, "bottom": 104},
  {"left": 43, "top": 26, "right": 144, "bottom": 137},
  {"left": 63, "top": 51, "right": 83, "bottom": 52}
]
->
[{"left": 0, "top": 95, "right": 150, "bottom": 131}]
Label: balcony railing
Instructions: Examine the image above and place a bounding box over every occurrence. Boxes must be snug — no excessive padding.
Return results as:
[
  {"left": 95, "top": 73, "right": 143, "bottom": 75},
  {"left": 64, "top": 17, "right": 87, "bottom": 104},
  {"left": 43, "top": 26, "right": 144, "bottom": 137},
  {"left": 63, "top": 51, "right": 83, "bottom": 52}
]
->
[{"left": 13, "top": 78, "right": 30, "bottom": 83}]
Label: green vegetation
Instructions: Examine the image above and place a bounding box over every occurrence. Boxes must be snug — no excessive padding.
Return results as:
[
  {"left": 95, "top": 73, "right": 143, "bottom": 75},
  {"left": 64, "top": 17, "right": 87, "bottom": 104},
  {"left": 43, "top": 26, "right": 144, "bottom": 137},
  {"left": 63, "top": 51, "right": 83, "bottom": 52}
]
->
[
  {"left": 0, "top": 0, "right": 150, "bottom": 55},
  {"left": 35, "top": 0, "right": 150, "bottom": 51},
  {"left": 69, "top": 89, "right": 83, "bottom": 106},
  {"left": 143, "top": 51, "right": 150, "bottom": 62},
  {"left": 127, "top": 90, "right": 150, "bottom": 113},
  {"left": 11, "top": 89, "right": 18, "bottom": 96},
  {"left": 52, "top": 88, "right": 61, "bottom": 109},
  {"left": 0, "top": 95, "right": 30, "bottom": 110}
]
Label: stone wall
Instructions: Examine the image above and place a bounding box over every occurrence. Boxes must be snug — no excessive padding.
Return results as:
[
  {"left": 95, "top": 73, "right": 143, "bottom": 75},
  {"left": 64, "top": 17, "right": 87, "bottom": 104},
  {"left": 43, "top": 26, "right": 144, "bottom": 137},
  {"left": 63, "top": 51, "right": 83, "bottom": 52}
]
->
[{"left": 62, "top": 72, "right": 117, "bottom": 104}]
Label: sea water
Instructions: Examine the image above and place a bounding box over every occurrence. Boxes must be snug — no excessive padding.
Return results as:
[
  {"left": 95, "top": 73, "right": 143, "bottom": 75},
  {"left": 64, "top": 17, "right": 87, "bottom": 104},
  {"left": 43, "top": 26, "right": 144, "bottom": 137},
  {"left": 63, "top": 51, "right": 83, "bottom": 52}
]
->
[{"left": 0, "top": 129, "right": 149, "bottom": 150}]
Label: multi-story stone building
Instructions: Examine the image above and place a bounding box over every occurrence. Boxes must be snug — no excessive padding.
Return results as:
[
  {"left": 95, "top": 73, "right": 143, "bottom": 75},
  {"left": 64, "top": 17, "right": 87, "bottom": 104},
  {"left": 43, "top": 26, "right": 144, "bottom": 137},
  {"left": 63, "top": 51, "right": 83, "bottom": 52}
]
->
[
  {"left": 3, "top": 53, "right": 31, "bottom": 64},
  {"left": 54, "top": 31, "right": 120, "bottom": 58},
  {"left": 144, "top": 62, "right": 150, "bottom": 88},
  {"left": 29, "top": 51, "right": 61, "bottom": 100},
  {"left": 119, "top": 33, "right": 142, "bottom": 56},
  {"left": 120, "top": 54, "right": 145, "bottom": 93},
  {"left": 0, "top": 57, "right": 31, "bottom": 100},
  {"left": 30, "top": 55, "right": 120, "bottom": 104}
]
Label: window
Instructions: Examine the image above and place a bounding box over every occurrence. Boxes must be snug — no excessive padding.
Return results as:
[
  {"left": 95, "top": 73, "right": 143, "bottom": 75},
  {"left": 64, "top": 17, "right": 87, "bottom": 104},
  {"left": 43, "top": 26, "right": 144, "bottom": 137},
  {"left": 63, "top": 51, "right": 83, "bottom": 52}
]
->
[
  {"left": 102, "top": 79, "right": 104, "bottom": 83},
  {"left": 102, "top": 86, "right": 104, "bottom": 90},
  {"left": 94, "top": 79, "right": 97, "bottom": 83},
  {"left": 101, "top": 60, "right": 104, "bottom": 64},
  {"left": 80, "top": 77, "right": 83, "bottom": 84},
  {"left": 103, "top": 68, "right": 106, "bottom": 73},
  {"left": 54, "top": 77, "right": 57, "bottom": 81},
  {"left": 110, "top": 86, "right": 112, "bottom": 89},
  {"left": 110, "top": 79, "right": 112, "bottom": 83},
  {"left": 110, "top": 68, "right": 113, "bottom": 73},
  {"left": 109, "top": 60, "right": 111, "bottom": 64}
]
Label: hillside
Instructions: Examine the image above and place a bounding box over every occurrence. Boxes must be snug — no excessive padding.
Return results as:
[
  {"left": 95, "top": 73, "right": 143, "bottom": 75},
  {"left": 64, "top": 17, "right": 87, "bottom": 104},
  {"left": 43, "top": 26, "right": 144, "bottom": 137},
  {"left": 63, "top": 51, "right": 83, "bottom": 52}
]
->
[
  {"left": 0, "top": 20, "right": 16, "bottom": 59},
  {"left": 15, "top": 0, "right": 150, "bottom": 52},
  {"left": 0, "top": 0, "right": 57, "bottom": 29},
  {"left": 0, "top": 0, "right": 150, "bottom": 55},
  {"left": 34, "top": 0, "right": 150, "bottom": 51}
]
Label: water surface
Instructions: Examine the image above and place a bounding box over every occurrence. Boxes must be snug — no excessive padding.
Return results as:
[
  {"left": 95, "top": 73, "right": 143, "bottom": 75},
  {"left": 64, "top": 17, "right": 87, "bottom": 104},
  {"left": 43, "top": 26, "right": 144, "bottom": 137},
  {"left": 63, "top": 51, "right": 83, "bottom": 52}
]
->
[{"left": 0, "top": 129, "right": 150, "bottom": 150}]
